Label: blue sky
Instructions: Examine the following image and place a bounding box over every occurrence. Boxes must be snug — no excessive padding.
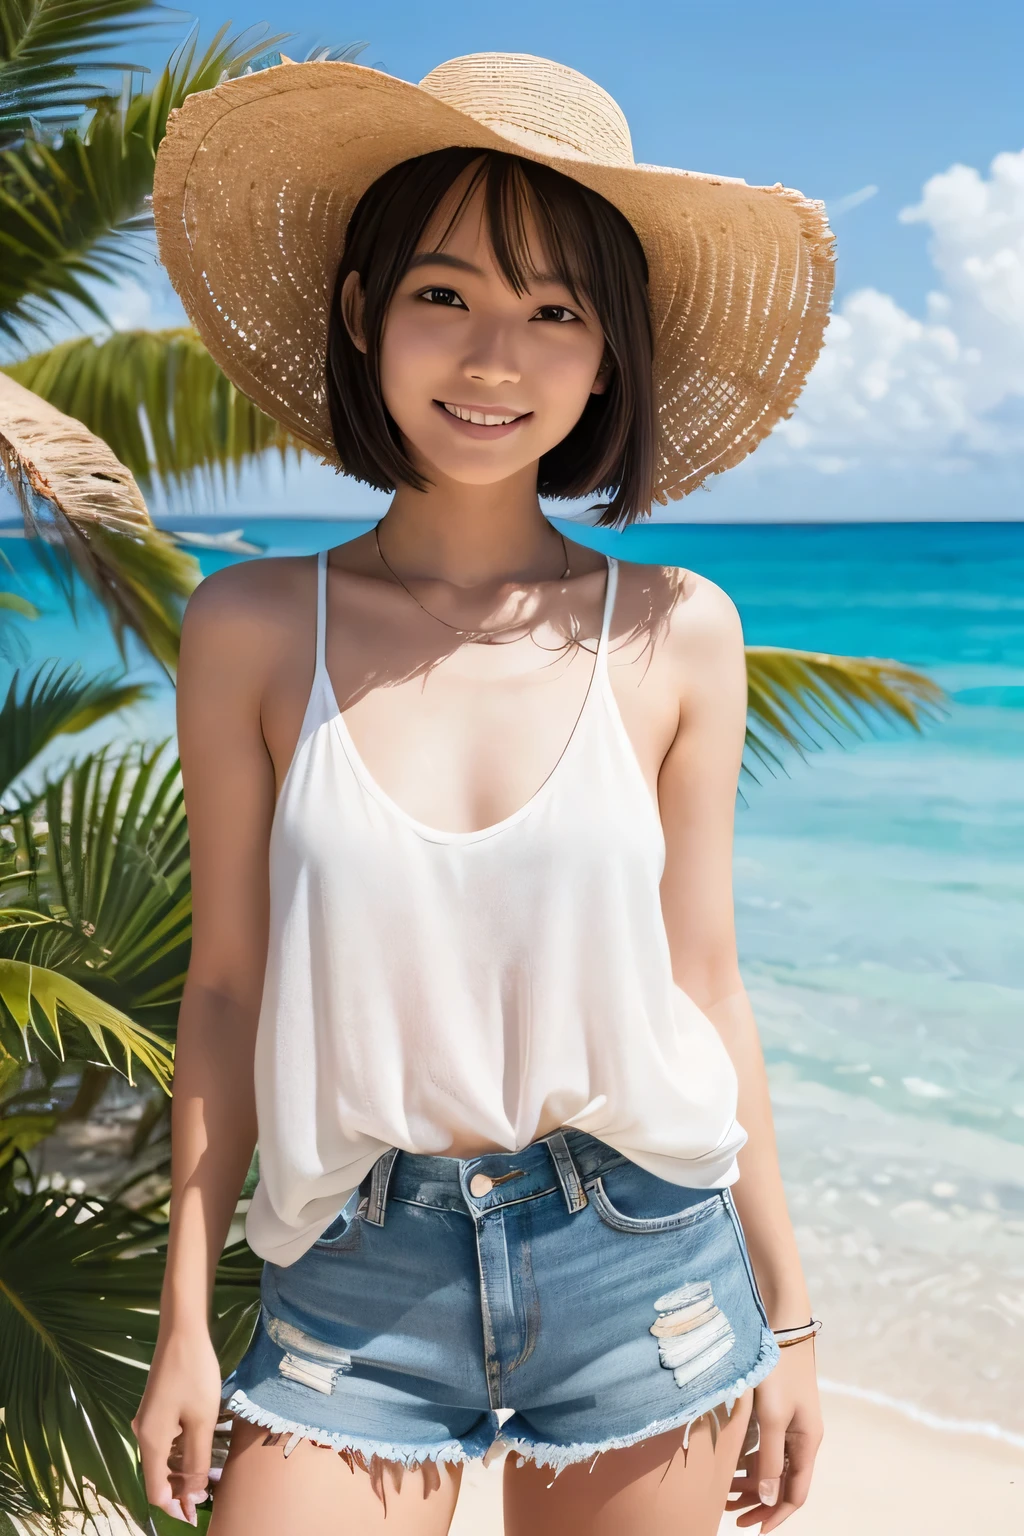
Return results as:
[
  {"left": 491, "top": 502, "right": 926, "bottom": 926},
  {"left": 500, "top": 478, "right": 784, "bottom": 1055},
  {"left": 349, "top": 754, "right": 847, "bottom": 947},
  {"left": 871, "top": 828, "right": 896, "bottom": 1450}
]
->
[{"left": 43, "top": 3, "right": 1024, "bottom": 519}]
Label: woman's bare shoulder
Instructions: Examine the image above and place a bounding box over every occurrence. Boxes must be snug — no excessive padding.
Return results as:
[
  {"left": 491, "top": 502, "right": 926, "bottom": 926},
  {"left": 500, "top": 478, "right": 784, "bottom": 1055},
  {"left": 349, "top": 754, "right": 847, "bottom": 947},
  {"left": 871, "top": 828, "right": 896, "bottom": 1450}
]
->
[
  {"left": 181, "top": 553, "right": 314, "bottom": 651},
  {"left": 177, "top": 554, "right": 319, "bottom": 714},
  {"left": 613, "top": 557, "right": 743, "bottom": 659}
]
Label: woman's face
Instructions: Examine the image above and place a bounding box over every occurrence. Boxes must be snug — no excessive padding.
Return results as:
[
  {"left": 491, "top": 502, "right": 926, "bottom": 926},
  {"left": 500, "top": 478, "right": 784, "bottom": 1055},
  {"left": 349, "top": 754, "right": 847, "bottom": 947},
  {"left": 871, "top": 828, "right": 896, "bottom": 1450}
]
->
[{"left": 343, "top": 174, "right": 608, "bottom": 488}]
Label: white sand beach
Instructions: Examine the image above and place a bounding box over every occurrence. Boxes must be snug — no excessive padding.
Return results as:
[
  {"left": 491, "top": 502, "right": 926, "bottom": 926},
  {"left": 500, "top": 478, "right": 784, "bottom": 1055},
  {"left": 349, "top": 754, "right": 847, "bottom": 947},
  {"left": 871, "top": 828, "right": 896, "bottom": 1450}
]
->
[
  {"left": 449, "top": 1392, "right": 1024, "bottom": 1534},
  {"left": 57, "top": 1393, "right": 1022, "bottom": 1536}
]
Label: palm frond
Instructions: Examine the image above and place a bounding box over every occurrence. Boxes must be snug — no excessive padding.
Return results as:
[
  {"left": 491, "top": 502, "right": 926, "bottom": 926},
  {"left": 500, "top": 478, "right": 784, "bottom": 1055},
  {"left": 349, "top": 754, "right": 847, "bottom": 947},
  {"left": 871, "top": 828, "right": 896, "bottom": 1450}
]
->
[
  {"left": 0, "top": 20, "right": 288, "bottom": 341},
  {"left": 0, "top": 1057, "right": 19, "bottom": 1100},
  {"left": 0, "top": 590, "right": 36, "bottom": 617},
  {"left": 0, "top": 1177, "right": 259, "bottom": 1525},
  {"left": 0, "top": 1437, "right": 52, "bottom": 1529},
  {"left": 0, "top": 0, "right": 158, "bottom": 142},
  {"left": 744, "top": 645, "right": 947, "bottom": 779},
  {"left": 0, "top": 565, "right": 37, "bottom": 668},
  {"left": 6, "top": 327, "right": 307, "bottom": 491},
  {"left": 0, "top": 659, "right": 149, "bottom": 800},
  {"left": 0, "top": 942, "right": 174, "bottom": 1090},
  {"left": 0, "top": 1108, "right": 56, "bottom": 1167},
  {"left": 0, "top": 370, "right": 199, "bottom": 668},
  {"left": 0, "top": 1183, "right": 167, "bottom": 1522},
  {"left": 3, "top": 745, "right": 191, "bottom": 1038}
]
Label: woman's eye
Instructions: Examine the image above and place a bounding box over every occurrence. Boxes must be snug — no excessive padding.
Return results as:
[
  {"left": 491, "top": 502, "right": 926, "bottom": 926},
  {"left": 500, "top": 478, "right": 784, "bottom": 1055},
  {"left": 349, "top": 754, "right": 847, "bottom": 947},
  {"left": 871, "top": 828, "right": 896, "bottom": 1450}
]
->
[
  {"left": 420, "top": 287, "right": 466, "bottom": 308},
  {"left": 533, "top": 304, "right": 579, "bottom": 323}
]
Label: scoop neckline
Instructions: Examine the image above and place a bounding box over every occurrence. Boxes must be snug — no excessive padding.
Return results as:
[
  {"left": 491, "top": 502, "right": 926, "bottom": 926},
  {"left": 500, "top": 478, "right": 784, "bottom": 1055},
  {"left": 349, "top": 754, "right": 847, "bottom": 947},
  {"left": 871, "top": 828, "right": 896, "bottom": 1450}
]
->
[{"left": 319, "top": 556, "right": 617, "bottom": 846}]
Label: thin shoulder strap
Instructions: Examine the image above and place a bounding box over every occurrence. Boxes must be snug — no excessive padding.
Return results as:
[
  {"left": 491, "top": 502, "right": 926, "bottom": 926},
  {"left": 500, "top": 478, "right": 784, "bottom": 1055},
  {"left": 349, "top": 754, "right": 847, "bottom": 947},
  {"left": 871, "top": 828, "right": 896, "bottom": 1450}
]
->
[
  {"left": 315, "top": 548, "right": 328, "bottom": 676},
  {"left": 597, "top": 556, "right": 618, "bottom": 668}
]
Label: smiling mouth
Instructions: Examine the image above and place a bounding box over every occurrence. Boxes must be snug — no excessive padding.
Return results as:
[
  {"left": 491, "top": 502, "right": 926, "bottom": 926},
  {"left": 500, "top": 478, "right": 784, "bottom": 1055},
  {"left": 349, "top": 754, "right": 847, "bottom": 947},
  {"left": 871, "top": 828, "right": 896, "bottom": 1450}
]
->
[{"left": 438, "top": 401, "right": 530, "bottom": 427}]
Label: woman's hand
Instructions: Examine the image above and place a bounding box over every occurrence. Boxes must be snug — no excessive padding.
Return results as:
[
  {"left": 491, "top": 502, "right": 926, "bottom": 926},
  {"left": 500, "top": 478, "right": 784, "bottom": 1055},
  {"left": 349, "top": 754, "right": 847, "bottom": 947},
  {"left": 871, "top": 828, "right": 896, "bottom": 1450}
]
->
[
  {"left": 131, "top": 1326, "right": 225, "bottom": 1526},
  {"left": 730, "top": 1342, "right": 823, "bottom": 1530}
]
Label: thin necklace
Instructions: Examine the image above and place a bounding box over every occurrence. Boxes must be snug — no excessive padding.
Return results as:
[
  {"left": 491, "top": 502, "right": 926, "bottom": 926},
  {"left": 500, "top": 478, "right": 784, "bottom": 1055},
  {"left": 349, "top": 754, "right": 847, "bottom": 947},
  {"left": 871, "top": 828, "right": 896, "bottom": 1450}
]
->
[{"left": 374, "top": 522, "right": 571, "bottom": 642}]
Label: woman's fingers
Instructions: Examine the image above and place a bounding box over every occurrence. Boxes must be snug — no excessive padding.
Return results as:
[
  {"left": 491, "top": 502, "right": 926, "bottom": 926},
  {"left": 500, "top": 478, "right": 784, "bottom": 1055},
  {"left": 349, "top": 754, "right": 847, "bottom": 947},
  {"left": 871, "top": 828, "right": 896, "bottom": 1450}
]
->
[
  {"left": 731, "top": 1410, "right": 787, "bottom": 1529},
  {"left": 776, "top": 1426, "right": 819, "bottom": 1511},
  {"left": 731, "top": 1420, "right": 823, "bottom": 1530},
  {"left": 132, "top": 1411, "right": 215, "bottom": 1527},
  {"left": 753, "top": 1411, "right": 787, "bottom": 1510},
  {"left": 728, "top": 1468, "right": 764, "bottom": 1507},
  {"left": 168, "top": 1416, "right": 216, "bottom": 1526},
  {"left": 129, "top": 1334, "right": 225, "bottom": 1523},
  {"left": 131, "top": 1410, "right": 176, "bottom": 1512},
  {"left": 727, "top": 1487, "right": 764, "bottom": 1515},
  {"left": 758, "top": 1426, "right": 822, "bottom": 1532}
]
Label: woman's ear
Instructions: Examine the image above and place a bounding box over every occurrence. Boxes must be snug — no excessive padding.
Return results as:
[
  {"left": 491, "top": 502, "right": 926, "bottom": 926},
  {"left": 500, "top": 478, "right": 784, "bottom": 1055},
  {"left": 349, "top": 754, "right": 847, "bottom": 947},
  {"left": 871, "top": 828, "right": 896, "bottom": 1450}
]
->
[
  {"left": 340, "top": 270, "right": 368, "bottom": 354},
  {"left": 590, "top": 353, "right": 611, "bottom": 396}
]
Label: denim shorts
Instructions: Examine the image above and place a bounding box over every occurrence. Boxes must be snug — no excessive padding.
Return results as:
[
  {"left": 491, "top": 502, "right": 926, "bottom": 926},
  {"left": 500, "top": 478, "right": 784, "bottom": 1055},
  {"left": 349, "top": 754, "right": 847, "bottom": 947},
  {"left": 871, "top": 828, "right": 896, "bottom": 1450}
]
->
[{"left": 221, "top": 1129, "right": 779, "bottom": 1473}]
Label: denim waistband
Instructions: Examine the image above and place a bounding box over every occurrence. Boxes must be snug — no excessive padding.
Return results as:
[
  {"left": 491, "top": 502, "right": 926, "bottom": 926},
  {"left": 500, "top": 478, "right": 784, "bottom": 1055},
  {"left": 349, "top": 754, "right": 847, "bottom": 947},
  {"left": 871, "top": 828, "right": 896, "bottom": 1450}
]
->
[{"left": 359, "top": 1129, "right": 629, "bottom": 1227}]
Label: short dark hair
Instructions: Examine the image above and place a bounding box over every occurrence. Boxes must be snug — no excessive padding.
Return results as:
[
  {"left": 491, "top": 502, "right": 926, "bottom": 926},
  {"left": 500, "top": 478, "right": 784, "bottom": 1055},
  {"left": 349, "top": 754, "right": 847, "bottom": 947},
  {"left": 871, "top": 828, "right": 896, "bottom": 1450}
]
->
[{"left": 325, "top": 147, "right": 655, "bottom": 527}]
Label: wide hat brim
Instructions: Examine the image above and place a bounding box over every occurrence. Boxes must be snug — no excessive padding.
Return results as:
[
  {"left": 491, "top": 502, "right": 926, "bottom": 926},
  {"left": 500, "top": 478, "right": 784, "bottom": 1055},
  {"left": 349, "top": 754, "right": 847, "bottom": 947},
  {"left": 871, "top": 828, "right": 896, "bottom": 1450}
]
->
[{"left": 153, "top": 55, "right": 835, "bottom": 506}]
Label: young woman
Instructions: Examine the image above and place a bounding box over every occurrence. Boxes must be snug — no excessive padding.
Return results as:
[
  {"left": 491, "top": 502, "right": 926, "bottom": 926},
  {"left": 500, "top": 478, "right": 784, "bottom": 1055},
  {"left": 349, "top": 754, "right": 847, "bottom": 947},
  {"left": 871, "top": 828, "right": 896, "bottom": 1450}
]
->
[{"left": 136, "top": 52, "right": 834, "bottom": 1536}]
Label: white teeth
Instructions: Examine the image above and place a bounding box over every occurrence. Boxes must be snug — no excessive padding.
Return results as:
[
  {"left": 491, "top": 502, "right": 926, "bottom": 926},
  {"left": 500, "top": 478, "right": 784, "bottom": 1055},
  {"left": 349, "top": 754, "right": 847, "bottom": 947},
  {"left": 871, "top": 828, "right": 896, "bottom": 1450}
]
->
[{"left": 443, "top": 403, "right": 520, "bottom": 426}]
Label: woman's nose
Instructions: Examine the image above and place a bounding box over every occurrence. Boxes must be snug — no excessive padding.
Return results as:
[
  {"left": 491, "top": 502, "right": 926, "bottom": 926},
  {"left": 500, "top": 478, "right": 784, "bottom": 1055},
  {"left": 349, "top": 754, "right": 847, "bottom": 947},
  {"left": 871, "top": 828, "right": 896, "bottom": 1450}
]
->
[{"left": 462, "top": 323, "right": 521, "bottom": 387}]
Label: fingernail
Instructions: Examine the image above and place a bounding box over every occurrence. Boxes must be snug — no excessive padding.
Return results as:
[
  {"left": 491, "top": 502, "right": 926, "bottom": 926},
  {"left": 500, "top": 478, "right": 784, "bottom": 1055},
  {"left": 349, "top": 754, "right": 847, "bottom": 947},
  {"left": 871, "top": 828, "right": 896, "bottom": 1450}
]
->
[{"left": 759, "top": 1479, "right": 780, "bottom": 1506}]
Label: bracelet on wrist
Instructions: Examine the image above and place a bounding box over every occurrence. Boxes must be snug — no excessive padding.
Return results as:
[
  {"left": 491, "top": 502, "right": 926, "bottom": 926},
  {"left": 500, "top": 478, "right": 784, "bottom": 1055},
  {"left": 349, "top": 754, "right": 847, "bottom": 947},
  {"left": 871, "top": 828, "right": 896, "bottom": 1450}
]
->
[{"left": 772, "top": 1317, "right": 822, "bottom": 1348}]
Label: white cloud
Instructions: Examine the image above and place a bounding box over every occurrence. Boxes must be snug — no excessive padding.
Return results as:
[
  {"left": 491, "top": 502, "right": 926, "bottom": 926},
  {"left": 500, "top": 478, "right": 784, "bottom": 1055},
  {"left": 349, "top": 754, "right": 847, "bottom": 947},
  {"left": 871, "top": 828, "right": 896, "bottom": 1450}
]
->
[
  {"left": 103, "top": 263, "right": 189, "bottom": 333},
  {"left": 768, "top": 147, "right": 1024, "bottom": 473},
  {"left": 104, "top": 275, "right": 162, "bottom": 331}
]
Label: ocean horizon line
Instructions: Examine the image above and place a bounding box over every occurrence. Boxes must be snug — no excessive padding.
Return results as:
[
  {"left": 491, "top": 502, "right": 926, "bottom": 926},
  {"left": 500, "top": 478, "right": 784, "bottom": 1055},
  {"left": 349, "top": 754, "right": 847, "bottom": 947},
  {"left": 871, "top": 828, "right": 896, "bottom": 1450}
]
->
[
  {"left": 3, "top": 511, "right": 1024, "bottom": 529},
  {"left": 156, "top": 513, "right": 1024, "bottom": 529}
]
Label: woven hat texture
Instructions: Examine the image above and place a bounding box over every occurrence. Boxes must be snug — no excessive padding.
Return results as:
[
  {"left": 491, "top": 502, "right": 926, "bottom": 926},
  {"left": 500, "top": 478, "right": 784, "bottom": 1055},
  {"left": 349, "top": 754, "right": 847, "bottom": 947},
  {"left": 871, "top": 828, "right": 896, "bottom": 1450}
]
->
[{"left": 153, "top": 52, "right": 836, "bottom": 504}]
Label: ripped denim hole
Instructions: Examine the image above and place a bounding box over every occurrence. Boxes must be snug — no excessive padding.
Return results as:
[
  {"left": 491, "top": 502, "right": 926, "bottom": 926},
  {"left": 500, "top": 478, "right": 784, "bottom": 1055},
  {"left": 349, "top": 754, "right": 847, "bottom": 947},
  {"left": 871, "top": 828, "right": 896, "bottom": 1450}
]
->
[
  {"left": 263, "top": 1311, "right": 353, "bottom": 1394},
  {"left": 278, "top": 1353, "right": 344, "bottom": 1395},
  {"left": 650, "top": 1281, "right": 735, "bottom": 1389}
]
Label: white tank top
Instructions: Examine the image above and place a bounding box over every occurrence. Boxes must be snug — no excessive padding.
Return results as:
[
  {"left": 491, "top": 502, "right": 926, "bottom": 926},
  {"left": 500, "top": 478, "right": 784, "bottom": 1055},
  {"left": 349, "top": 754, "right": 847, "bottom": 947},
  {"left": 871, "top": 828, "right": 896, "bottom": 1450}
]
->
[{"left": 245, "top": 550, "right": 746, "bottom": 1265}]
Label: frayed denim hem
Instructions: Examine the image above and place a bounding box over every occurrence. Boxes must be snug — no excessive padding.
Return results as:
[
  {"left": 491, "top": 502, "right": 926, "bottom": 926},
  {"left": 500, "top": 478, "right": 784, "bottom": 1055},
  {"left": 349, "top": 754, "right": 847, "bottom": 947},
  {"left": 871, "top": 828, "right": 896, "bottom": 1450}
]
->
[
  {"left": 223, "top": 1387, "right": 496, "bottom": 1468},
  {"left": 495, "top": 1325, "right": 780, "bottom": 1477}
]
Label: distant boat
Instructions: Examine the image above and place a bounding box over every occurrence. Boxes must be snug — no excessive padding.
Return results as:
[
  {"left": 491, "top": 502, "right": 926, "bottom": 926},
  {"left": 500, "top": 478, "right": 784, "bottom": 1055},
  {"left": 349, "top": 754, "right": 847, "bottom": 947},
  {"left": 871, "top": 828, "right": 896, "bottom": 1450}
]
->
[
  {"left": 169, "top": 528, "right": 264, "bottom": 555},
  {"left": 1, "top": 523, "right": 265, "bottom": 553}
]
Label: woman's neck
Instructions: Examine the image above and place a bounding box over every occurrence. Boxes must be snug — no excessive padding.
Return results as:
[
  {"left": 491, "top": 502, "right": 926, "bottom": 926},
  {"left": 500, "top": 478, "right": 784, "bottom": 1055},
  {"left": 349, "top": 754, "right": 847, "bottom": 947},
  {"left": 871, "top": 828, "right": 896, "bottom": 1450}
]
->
[{"left": 379, "top": 463, "right": 565, "bottom": 587}]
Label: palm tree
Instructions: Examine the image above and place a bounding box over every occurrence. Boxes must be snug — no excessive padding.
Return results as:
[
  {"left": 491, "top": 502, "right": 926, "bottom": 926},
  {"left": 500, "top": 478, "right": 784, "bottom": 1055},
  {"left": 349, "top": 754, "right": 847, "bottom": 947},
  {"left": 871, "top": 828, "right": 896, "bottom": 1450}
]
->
[
  {"left": 0, "top": 1175, "right": 262, "bottom": 1533},
  {"left": 0, "top": 2, "right": 315, "bottom": 667},
  {"left": 0, "top": 711, "right": 264, "bottom": 1533},
  {"left": 0, "top": 14, "right": 354, "bottom": 1524}
]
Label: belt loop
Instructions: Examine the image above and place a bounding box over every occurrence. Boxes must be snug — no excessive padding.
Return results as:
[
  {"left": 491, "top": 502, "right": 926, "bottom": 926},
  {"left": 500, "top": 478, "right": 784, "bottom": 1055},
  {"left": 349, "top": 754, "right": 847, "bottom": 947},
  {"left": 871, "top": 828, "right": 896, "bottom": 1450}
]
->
[
  {"left": 364, "top": 1148, "right": 399, "bottom": 1227},
  {"left": 544, "top": 1130, "right": 588, "bottom": 1214}
]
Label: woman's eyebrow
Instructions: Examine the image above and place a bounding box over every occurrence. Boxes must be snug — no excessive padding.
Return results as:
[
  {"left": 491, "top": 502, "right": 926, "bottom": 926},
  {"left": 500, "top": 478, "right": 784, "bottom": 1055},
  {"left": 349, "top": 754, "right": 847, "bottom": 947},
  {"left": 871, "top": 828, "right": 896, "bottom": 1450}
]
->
[
  {"left": 406, "top": 251, "right": 564, "bottom": 285},
  {"left": 407, "top": 252, "right": 482, "bottom": 275}
]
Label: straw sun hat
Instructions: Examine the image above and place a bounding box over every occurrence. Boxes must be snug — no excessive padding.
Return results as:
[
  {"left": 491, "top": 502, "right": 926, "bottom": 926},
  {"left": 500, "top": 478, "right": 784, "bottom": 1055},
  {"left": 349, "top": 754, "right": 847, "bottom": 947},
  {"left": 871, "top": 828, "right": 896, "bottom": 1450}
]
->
[{"left": 153, "top": 52, "right": 835, "bottom": 505}]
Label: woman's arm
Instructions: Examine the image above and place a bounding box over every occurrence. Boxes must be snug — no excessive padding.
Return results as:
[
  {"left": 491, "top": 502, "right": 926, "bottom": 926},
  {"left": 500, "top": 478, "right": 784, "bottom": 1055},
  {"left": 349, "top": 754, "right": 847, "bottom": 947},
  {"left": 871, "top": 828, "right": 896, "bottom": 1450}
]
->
[
  {"left": 132, "top": 566, "right": 279, "bottom": 1525},
  {"left": 656, "top": 572, "right": 823, "bottom": 1532}
]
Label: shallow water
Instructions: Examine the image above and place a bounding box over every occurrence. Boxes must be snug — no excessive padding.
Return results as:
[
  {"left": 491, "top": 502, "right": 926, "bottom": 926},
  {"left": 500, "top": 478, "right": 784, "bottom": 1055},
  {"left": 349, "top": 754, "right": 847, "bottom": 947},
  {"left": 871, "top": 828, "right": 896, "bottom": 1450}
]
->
[{"left": 3, "top": 516, "right": 1022, "bottom": 1435}]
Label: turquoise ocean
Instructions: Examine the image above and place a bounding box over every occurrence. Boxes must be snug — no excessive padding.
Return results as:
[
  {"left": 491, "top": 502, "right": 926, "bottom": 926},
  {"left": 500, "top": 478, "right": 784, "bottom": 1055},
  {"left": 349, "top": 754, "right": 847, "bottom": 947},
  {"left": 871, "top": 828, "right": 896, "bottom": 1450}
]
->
[{"left": 2, "top": 516, "right": 1023, "bottom": 1439}]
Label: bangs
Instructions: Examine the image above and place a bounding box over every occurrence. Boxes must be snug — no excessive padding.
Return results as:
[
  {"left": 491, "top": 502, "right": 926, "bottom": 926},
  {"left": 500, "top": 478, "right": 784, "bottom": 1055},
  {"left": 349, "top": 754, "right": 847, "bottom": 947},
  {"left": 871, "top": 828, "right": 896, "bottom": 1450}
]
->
[
  {"left": 430, "top": 153, "right": 614, "bottom": 315},
  {"left": 325, "top": 147, "right": 655, "bottom": 525}
]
